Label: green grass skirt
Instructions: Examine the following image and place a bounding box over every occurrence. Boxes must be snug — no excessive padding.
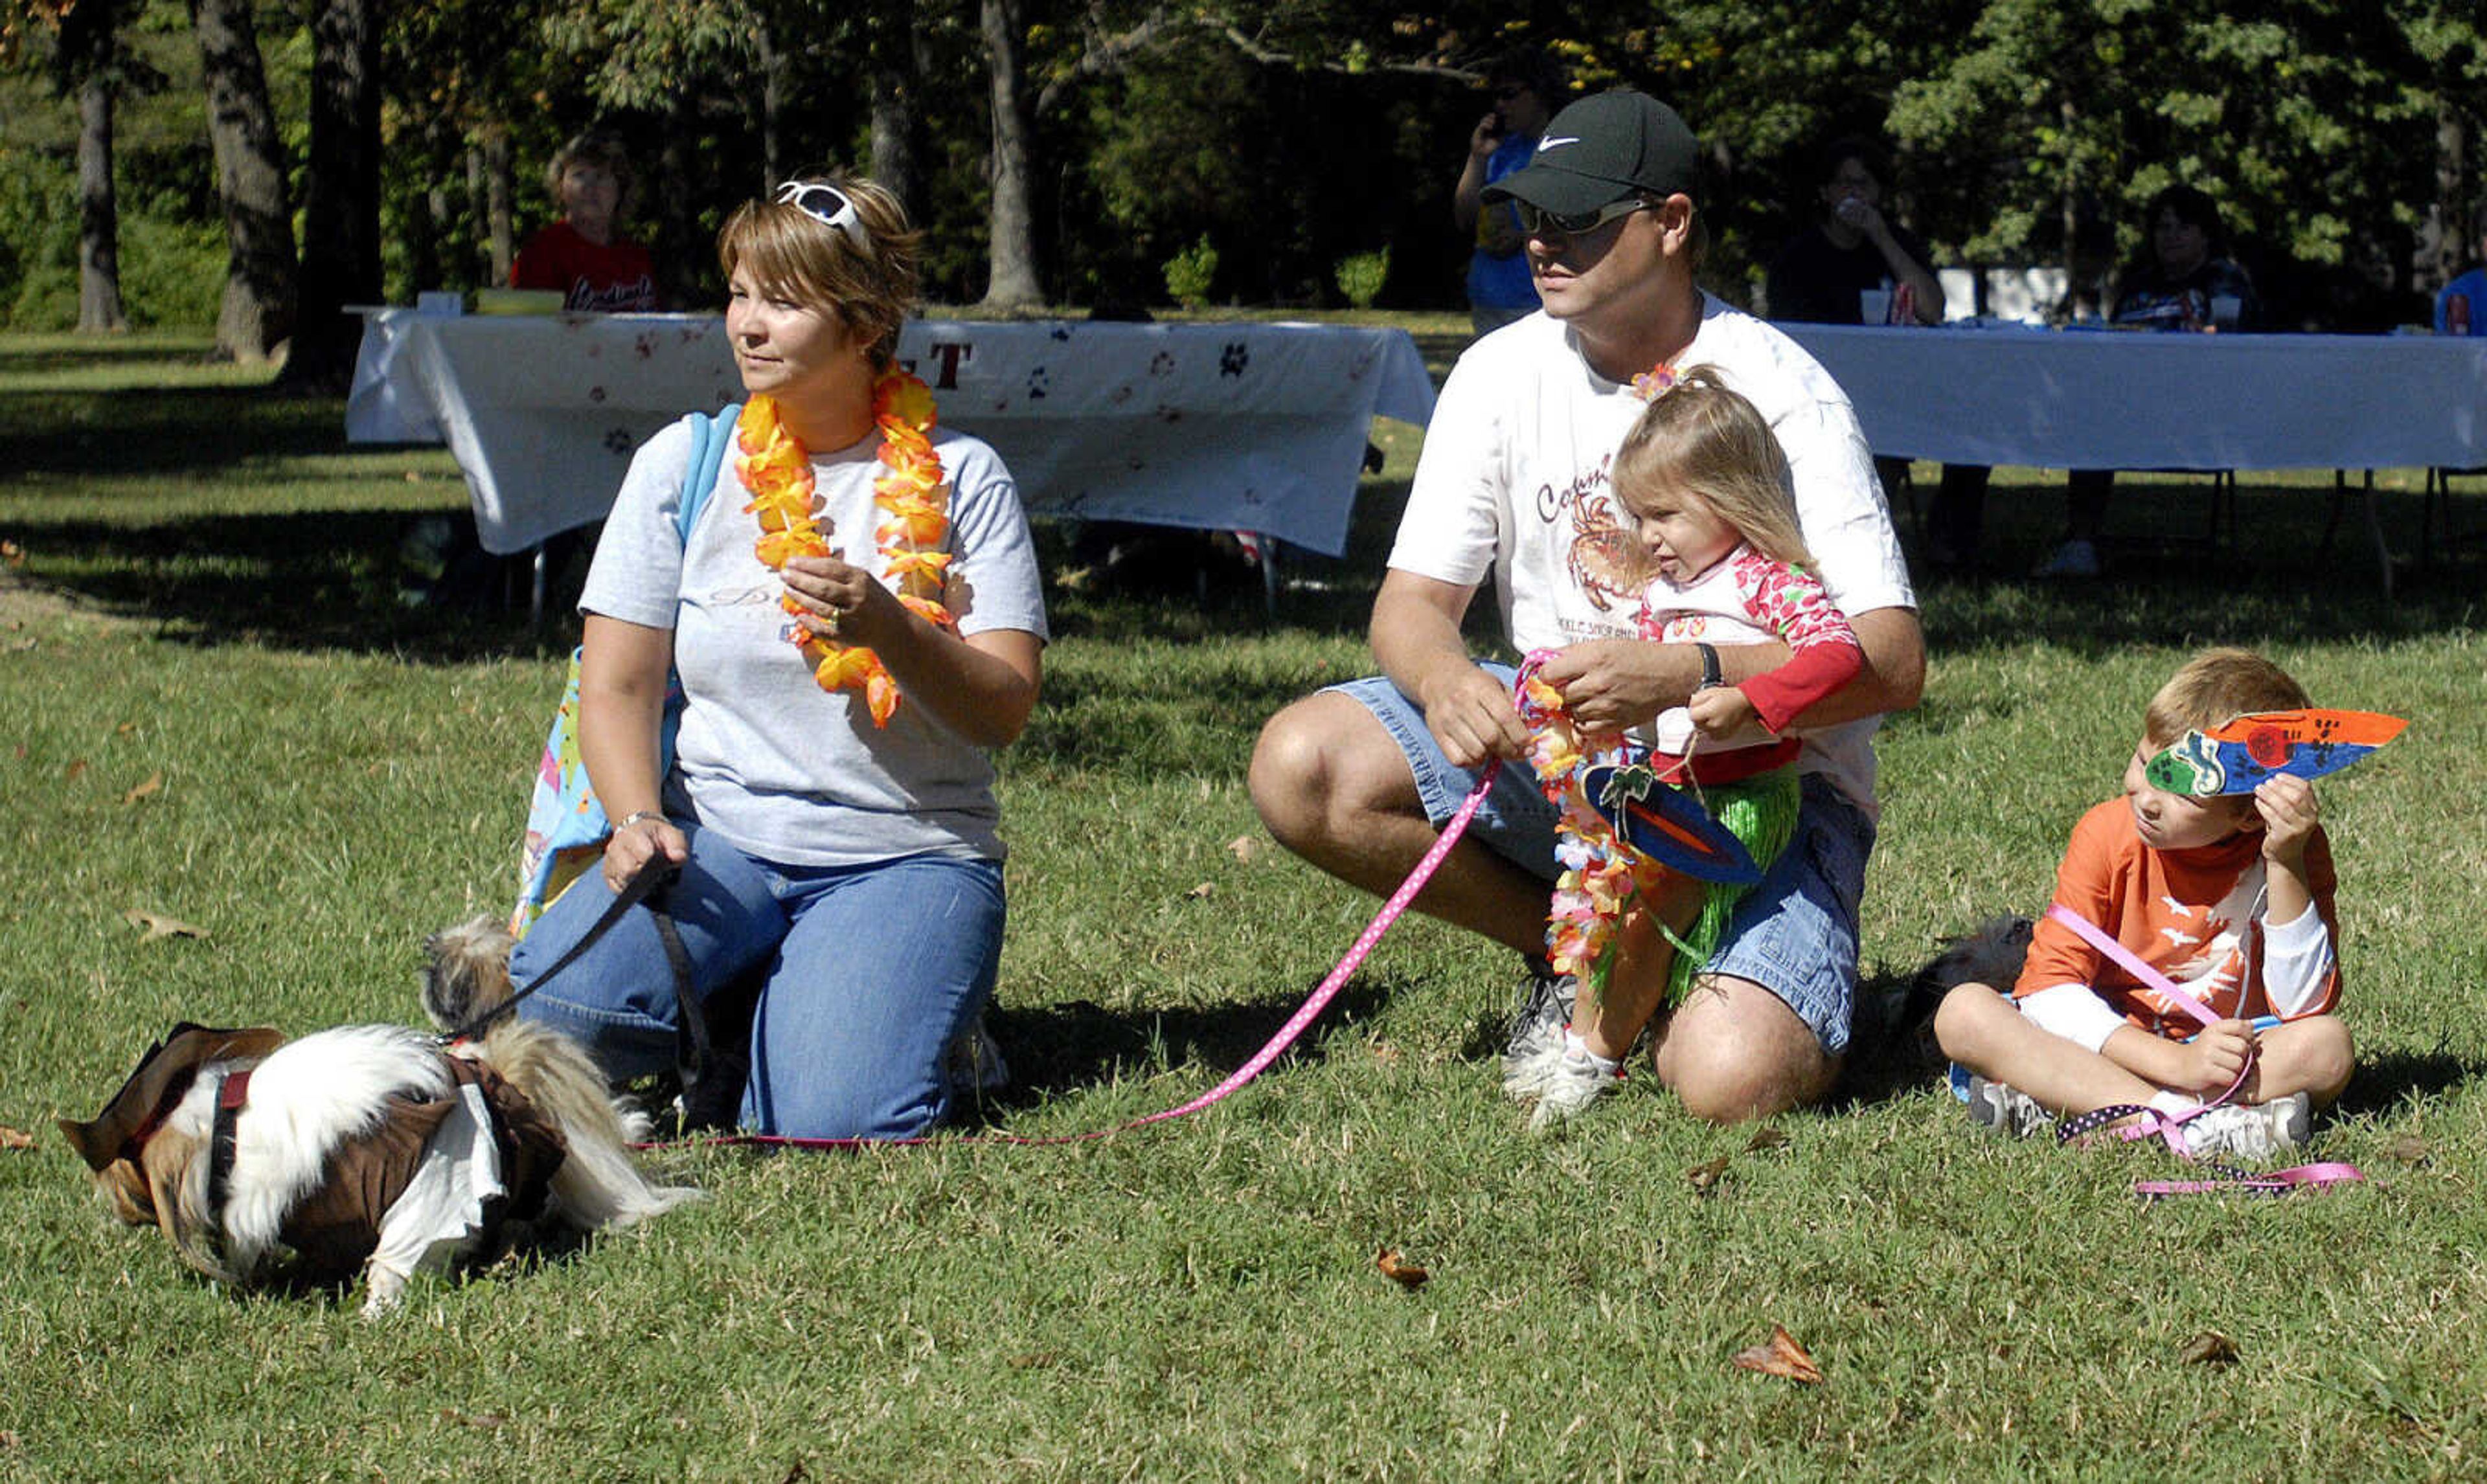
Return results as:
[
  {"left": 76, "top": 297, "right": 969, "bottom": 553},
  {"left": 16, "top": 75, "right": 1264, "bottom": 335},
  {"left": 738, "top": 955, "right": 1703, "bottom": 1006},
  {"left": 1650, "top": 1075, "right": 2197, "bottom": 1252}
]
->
[{"left": 1652, "top": 767, "right": 1802, "bottom": 1004}]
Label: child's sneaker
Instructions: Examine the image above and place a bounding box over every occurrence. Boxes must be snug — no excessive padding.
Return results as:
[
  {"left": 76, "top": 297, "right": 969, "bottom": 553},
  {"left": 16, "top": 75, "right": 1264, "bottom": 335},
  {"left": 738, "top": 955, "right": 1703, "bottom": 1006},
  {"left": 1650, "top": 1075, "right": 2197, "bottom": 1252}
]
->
[
  {"left": 1525, "top": 1053, "right": 1622, "bottom": 1132},
  {"left": 2178, "top": 1093, "right": 2311, "bottom": 1162},
  {"left": 1964, "top": 1074, "right": 2052, "bottom": 1138},
  {"left": 1501, "top": 1037, "right": 1570, "bottom": 1103},
  {"left": 1501, "top": 965, "right": 1574, "bottom": 1075}
]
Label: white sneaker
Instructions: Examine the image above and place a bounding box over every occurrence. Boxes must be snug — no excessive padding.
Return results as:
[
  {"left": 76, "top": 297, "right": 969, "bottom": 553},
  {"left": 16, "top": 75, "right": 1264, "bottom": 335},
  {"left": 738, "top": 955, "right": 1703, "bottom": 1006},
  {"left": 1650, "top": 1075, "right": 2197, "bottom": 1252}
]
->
[
  {"left": 1525, "top": 1053, "right": 1622, "bottom": 1132},
  {"left": 1501, "top": 966, "right": 1574, "bottom": 1074},
  {"left": 1963, "top": 1074, "right": 2052, "bottom": 1138},
  {"left": 2032, "top": 538, "right": 2101, "bottom": 579},
  {"left": 2179, "top": 1094, "right": 2311, "bottom": 1162},
  {"left": 1500, "top": 1037, "right": 1570, "bottom": 1103}
]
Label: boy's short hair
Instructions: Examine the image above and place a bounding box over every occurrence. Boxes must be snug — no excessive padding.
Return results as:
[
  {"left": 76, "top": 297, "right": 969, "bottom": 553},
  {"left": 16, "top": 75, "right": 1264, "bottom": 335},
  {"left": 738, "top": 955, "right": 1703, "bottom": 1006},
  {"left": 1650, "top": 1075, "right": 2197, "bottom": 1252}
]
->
[{"left": 2144, "top": 647, "right": 2310, "bottom": 746}]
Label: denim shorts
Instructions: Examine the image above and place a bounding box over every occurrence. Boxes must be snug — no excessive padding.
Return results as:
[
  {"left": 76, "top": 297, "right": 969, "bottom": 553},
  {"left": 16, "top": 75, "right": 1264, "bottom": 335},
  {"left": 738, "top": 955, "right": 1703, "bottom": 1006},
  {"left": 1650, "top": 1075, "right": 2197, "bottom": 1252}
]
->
[{"left": 1332, "top": 666, "right": 1875, "bottom": 1054}]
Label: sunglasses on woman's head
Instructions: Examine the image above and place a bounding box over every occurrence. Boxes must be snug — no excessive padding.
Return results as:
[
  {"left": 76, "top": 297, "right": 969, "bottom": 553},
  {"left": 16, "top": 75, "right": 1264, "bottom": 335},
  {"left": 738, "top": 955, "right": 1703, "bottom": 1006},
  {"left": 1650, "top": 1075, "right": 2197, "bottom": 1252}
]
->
[
  {"left": 775, "top": 181, "right": 861, "bottom": 239},
  {"left": 1513, "top": 197, "right": 1655, "bottom": 240}
]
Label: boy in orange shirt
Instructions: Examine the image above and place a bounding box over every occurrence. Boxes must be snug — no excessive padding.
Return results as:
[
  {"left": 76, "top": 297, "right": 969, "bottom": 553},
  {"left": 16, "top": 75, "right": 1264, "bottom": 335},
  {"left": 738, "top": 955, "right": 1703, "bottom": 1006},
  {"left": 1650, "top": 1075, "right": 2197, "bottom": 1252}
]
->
[{"left": 1933, "top": 648, "right": 2354, "bottom": 1159}]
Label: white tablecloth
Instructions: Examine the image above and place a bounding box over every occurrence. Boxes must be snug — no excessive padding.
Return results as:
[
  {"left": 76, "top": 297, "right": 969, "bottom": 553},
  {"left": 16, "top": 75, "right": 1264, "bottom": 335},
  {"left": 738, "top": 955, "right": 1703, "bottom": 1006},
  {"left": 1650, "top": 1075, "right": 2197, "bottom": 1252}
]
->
[
  {"left": 1778, "top": 324, "right": 2487, "bottom": 471},
  {"left": 346, "top": 313, "right": 1437, "bottom": 557}
]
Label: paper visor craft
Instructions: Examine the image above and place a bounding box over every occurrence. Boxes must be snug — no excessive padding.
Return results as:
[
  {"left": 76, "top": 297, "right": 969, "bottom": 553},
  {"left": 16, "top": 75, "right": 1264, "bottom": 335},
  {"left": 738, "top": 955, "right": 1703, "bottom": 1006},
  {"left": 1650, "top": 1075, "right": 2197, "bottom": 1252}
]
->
[
  {"left": 1578, "top": 763, "right": 1763, "bottom": 885},
  {"left": 2144, "top": 708, "right": 2407, "bottom": 798}
]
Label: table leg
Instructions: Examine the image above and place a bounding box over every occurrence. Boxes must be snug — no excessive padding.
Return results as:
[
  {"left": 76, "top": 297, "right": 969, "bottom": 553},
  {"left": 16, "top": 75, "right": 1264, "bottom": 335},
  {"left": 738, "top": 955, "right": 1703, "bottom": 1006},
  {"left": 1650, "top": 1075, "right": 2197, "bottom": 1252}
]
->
[
  {"left": 2357, "top": 470, "right": 2392, "bottom": 601},
  {"left": 530, "top": 543, "right": 548, "bottom": 626}
]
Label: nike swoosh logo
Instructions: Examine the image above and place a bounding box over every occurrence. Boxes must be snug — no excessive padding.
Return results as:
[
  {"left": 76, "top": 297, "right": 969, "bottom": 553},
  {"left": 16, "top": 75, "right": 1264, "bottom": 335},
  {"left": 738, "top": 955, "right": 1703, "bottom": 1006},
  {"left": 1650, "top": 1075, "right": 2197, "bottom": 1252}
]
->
[{"left": 1537, "top": 136, "right": 1580, "bottom": 152}]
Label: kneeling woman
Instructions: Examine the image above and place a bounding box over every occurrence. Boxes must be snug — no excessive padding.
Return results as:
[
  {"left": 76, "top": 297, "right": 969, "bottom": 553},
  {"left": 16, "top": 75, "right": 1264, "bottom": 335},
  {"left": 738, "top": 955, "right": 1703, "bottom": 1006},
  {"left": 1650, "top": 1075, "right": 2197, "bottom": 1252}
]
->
[{"left": 512, "top": 175, "right": 1047, "bottom": 1138}]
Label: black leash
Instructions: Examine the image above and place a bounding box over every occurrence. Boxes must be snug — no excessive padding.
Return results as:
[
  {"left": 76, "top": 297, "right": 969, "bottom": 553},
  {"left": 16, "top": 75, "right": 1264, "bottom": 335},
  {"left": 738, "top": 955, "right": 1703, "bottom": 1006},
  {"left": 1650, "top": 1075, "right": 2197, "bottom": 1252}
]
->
[{"left": 438, "top": 857, "right": 681, "bottom": 1044}]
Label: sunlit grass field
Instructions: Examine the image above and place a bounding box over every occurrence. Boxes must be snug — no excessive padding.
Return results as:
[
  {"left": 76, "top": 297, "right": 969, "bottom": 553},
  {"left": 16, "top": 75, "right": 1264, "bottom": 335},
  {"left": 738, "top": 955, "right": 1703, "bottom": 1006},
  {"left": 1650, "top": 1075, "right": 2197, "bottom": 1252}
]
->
[{"left": 1, "top": 332, "right": 2482, "bottom": 1479}]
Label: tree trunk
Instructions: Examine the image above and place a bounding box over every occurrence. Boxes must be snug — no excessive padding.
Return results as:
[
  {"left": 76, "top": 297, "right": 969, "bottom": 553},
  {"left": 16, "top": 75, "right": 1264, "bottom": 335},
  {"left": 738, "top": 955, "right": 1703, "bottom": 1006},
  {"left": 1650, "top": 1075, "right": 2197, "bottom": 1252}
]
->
[
  {"left": 280, "top": 0, "right": 383, "bottom": 392},
  {"left": 2433, "top": 99, "right": 2468, "bottom": 291},
  {"left": 71, "top": 12, "right": 128, "bottom": 333},
  {"left": 755, "top": 20, "right": 785, "bottom": 188},
  {"left": 190, "top": 0, "right": 296, "bottom": 361},
  {"left": 483, "top": 129, "right": 516, "bottom": 284},
  {"left": 978, "top": 0, "right": 1043, "bottom": 308},
  {"left": 867, "top": 14, "right": 924, "bottom": 224}
]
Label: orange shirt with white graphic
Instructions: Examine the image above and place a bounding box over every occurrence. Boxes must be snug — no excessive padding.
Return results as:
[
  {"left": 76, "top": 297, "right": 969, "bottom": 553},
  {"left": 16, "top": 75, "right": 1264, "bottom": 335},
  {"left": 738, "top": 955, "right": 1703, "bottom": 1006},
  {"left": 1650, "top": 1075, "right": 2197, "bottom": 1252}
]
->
[{"left": 2014, "top": 798, "right": 2340, "bottom": 1035}]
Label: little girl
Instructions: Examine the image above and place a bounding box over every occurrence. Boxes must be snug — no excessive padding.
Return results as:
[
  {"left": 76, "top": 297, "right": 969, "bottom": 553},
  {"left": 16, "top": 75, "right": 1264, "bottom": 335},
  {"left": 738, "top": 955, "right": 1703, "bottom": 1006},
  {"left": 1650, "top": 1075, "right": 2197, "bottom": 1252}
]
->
[{"left": 1511, "top": 366, "right": 1867, "bottom": 1127}]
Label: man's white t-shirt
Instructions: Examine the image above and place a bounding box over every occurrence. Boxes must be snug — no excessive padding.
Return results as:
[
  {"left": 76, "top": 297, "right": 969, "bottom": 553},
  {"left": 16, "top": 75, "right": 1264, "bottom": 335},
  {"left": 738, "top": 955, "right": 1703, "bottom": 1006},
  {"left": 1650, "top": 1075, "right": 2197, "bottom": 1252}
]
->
[{"left": 1389, "top": 294, "right": 1914, "bottom": 818}]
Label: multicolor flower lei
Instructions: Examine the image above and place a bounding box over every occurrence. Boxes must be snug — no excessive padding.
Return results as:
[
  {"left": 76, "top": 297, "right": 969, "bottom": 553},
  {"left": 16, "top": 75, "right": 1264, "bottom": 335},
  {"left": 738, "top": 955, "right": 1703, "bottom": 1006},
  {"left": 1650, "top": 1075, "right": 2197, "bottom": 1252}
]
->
[
  {"left": 1519, "top": 360, "right": 1681, "bottom": 991},
  {"left": 734, "top": 370, "right": 956, "bottom": 728}
]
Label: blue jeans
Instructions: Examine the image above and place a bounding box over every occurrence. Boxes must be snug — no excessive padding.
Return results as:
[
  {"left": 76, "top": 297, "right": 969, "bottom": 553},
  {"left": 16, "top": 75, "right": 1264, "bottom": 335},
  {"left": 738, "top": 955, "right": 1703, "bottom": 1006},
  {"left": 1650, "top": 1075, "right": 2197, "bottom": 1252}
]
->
[
  {"left": 1332, "top": 667, "right": 1875, "bottom": 1053},
  {"left": 510, "top": 824, "right": 1005, "bottom": 1139}
]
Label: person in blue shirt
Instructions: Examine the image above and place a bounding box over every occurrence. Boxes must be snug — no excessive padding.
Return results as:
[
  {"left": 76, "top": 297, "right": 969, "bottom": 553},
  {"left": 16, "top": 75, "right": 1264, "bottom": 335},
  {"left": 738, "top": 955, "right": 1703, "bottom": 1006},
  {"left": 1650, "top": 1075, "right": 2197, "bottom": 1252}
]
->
[
  {"left": 1452, "top": 48, "right": 1561, "bottom": 337},
  {"left": 2435, "top": 200, "right": 2487, "bottom": 335}
]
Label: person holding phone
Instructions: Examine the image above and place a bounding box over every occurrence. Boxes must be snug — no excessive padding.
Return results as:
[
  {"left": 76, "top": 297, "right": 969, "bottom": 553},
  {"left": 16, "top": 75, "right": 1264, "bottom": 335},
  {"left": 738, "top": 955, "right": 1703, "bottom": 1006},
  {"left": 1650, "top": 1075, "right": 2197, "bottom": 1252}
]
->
[{"left": 1452, "top": 47, "right": 1561, "bottom": 337}]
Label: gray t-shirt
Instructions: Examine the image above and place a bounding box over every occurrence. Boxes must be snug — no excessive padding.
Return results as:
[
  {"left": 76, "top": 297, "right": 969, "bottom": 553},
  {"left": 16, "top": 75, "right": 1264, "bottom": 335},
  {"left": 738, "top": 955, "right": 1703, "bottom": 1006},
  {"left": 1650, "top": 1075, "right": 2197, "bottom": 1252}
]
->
[{"left": 580, "top": 412, "right": 1049, "bottom": 868}]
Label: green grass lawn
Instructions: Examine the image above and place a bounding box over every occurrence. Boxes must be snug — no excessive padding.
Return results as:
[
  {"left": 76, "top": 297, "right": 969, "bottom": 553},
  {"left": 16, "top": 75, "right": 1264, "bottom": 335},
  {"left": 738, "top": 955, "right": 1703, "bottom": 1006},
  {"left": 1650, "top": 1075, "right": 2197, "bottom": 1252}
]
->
[{"left": 3, "top": 332, "right": 2484, "bottom": 1479}]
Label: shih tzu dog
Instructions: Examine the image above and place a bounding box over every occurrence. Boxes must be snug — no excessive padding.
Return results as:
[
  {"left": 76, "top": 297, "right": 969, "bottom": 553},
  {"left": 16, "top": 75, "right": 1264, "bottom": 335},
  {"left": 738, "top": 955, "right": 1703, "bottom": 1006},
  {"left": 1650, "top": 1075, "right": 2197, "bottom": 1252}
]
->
[{"left": 58, "top": 1000, "right": 693, "bottom": 1316}]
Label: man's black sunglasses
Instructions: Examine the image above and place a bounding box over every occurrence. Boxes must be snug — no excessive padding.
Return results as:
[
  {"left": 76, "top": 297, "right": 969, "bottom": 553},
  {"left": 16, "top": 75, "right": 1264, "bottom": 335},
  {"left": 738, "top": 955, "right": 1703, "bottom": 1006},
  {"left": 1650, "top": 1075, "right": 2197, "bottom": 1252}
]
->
[{"left": 1513, "top": 197, "right": 1655, "bottom": 240}]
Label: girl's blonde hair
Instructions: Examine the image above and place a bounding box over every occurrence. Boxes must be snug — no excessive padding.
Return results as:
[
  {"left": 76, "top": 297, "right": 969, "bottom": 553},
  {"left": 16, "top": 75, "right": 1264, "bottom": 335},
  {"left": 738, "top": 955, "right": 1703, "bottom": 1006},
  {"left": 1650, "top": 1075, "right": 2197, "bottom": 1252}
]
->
[
  {"left": 2144, "top": 647, "right": 2310, "bottom": 748},
  {"left": 1610, "top": 365, "right": 1811, "bottom": 570},
  {"left": 717, "top": 172, "right": 923, "bottom": 370}
]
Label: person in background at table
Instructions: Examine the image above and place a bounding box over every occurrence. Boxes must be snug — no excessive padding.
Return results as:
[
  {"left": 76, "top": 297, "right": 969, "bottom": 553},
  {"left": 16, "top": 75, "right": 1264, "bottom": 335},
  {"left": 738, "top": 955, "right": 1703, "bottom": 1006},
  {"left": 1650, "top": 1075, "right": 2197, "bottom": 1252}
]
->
[
  {"left": 512, "top": 129, "right": 661, "bottom": 312},
  {"left": 1251, "top": 91, "right": 1922, "bottom": 1125},
  {"left": 1765, "top": 136, "right": 1991, "bottom": 572},
  {"left": 508, "top": 174, "right": 1047, "bottom": 1139},
  {"left": 2036, "top": 184, "right": 2260, "bottom": 578},
  {"left": 2434, "top": 199, "right": 2487, "bottom": 336},
  {"left": 1452, "top": 47, "right": 1561, "bottom": 337}
]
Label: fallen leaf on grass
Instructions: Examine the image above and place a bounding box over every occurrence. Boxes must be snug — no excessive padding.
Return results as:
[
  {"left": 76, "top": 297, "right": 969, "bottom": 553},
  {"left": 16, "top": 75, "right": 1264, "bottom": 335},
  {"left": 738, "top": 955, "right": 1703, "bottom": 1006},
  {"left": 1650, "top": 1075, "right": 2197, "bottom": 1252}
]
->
[
  {"left": 5, "top": 637, "right": 31, "bottom": 653},
  {"left": 122, "top": 908, "right": 207, "bottom": 942},
  {"left": 1732, "top": 1324, "right": 1824, "bottom": 1385},
  {"left": 1226, "top": 835, "right": 1260, "bottom": 864},
  {"left": 63, "top": 758, "right": 88, "bottom": 781},
  {"left": 0, "top": 1429, "right": 18, "bottom": 1448},
  {"left": 435, "top": 1409, "right": 505, "bottom": 1429},
  {"left": 115, "top": 720, "right": 137, "bottom": 735},
  {"left": 122, "top": 771, "right": 163, "bottom": 805},
  {"left": 0, "top": 1126, "right": 36, "bottom": 1151},
  {"left": 1744, "top": 1126, "right": 1789, "bottom": 1153},
  {"left": 1, "top": 539, "right": 23, "bottom": 567},
  {"left": 1182, "top": 882, "right": 1214, "bottom": 901},
  {"left": 1685, "top": 1155, "right": 1731, "bottom": 1191},
  {"left": 2179, "top": 1331, "right": 2239, "bottom": 1366},
  {"left": 2380, "top": 1134, "right": 2429, "bottom": 1165},
  {"left": 1375, "top": 1247, "right": 1429, "bottom": 1289}
]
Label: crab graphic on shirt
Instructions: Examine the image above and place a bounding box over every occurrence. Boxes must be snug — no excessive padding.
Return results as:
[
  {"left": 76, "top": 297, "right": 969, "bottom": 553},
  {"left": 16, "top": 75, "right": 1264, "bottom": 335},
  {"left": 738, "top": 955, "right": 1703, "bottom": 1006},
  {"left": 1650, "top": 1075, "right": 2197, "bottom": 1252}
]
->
[{"left": 1565, "top": 491, "right": 1639, "bottom": 613}]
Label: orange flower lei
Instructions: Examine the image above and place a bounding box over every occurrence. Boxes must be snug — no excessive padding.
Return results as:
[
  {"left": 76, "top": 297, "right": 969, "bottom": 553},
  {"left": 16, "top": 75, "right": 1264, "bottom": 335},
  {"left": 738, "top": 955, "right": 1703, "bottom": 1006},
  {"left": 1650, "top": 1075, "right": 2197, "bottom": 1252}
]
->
[{"left": 734, "top": 370, "right": 955, "bottom": 728}]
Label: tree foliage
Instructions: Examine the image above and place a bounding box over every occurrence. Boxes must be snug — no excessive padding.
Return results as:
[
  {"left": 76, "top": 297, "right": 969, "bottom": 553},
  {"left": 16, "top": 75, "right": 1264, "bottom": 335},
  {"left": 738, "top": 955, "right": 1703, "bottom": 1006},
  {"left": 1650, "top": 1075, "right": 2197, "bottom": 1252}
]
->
[{"left": 2, "top": 1, "right": 2483, "bottom": 332}]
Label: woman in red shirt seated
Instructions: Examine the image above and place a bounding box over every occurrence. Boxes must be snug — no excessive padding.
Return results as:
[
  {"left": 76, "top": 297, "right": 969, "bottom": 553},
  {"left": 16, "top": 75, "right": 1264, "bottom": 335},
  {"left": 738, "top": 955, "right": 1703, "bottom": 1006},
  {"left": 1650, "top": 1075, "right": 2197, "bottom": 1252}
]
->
[{"left": 512, "top": 131, "right": 661, "bottom": 312}]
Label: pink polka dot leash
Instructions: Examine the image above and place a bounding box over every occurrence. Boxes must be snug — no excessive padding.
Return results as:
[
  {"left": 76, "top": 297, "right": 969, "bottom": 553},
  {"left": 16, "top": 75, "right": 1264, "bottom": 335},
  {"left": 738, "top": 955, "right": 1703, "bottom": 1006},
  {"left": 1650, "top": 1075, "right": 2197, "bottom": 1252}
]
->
[{"left": 664, "top": 760, "right": 1505, "bottom": 1152}]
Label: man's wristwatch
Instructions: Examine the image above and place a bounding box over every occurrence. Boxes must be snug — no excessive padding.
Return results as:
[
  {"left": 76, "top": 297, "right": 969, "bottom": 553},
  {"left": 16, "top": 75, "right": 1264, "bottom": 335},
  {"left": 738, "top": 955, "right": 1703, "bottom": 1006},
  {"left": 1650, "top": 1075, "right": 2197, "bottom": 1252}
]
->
[{"left": 1694, "top": 641, "right": 1724, "bottom": 693}]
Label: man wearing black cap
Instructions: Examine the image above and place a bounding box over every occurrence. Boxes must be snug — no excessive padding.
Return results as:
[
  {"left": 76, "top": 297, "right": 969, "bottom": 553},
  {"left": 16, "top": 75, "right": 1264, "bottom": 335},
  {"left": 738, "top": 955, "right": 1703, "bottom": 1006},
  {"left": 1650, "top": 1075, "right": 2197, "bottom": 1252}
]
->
[{"left": 1250, "top": 91, "right": 1924, "bottom": 1124}]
